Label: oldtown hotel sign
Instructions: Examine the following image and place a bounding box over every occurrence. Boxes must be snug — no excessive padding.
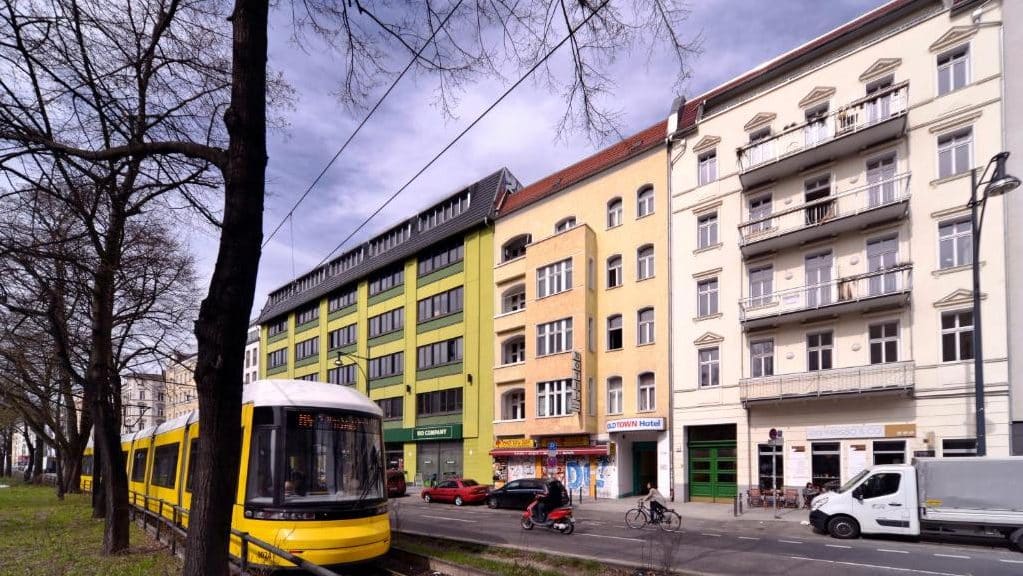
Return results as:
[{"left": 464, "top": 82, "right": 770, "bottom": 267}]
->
[{"left": 606, "top": 417, "right": 666, "bottom": 433}]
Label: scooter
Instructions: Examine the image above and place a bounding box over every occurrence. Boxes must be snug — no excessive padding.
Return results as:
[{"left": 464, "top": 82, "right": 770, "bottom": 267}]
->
[{"left": 521, "top": 494, "right": 575, "bottom": 534}]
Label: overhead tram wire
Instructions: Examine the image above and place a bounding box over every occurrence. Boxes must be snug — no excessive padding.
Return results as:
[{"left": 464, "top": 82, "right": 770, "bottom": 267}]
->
[
  {"left": 261, "top": 0, "right": 466, "bottom": 249},
  {"left": 311, "top": 0, "right": 613, "bottom": 270}
]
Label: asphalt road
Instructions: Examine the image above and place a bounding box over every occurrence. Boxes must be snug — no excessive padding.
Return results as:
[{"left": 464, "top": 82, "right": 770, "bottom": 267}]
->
[{"left": 390, "top": 495, "right": 1023, "bottom": 576}]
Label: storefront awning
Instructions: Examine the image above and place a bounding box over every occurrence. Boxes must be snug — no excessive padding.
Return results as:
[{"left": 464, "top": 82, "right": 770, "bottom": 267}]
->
[{"left": 489, "top": 446, "right": 609, "bottom": 457}]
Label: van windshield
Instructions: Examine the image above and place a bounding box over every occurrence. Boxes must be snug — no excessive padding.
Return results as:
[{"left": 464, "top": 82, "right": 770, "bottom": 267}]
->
[{"left": 835, "top": 469, "right": 870, "bottom": 494}]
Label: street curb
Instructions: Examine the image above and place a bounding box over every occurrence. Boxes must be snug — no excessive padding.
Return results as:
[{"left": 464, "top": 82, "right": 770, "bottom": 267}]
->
[{"left": 396, "top": 528, "right": 726, "bottom": 576}]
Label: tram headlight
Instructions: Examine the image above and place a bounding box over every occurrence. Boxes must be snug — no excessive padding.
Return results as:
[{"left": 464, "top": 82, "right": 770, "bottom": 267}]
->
[{"left": 245, "top": 509, "right": 316, "bottom": 520}]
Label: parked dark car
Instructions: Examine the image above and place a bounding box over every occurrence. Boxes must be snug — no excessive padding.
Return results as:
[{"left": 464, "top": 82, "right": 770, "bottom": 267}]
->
[
  {"left": 486, "top": 478, "right": 569, "bottom": 510},
  {"left": 387, "top": 469, "right": 407, "bottom": 497}
]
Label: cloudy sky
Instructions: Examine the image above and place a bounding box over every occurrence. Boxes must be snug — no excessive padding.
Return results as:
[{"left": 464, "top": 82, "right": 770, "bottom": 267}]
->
[{"left": 186, "top": 0, "right": 891, "bottom": 321}]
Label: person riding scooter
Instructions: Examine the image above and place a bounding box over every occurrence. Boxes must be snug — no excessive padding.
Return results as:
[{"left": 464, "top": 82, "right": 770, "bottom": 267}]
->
[{"left": 533, "top": 481, "right": 563, "bottom": 523}]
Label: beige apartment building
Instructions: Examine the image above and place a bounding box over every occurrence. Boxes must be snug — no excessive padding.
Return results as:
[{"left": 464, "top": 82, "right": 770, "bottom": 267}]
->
[
  {"left": 490, "top": 124, "right": 672, "bottom": 498},
  {"left": 164, "top": 351, "right": 198, "bottom": 420},
  {"left": 667, "top": 0, "right": 1013, "bottom": 502},
  {"left": 121, "top": 373, "right": 166, "bottom": 434}
]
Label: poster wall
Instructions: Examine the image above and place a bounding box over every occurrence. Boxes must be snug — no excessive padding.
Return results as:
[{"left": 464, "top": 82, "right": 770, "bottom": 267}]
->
[{"left": 595, "top": 453, "right": 618, "bottom": 499}]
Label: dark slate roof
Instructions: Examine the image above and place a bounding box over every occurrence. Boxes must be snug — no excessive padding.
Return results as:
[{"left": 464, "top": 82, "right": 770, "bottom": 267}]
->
[{"left": 256, "top": 168, "right": 518, "bottom": 323}]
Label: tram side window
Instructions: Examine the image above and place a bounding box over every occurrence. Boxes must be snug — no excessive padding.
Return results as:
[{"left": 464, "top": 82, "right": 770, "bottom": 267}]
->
[
  {"left": 82, "top": 455, "right": 94, "bottom": 476},
  {"left": 131, "top": 449, "right": 149, "bottom": 483},
  {"left": 151, "top": 443, "right": 180, "bottom": 489},
  {"left": 186, "top": 439, "right": 199, "bottom": 492},
  {"left": 246, "top": 428, "right": 276, "bottom": 504}
]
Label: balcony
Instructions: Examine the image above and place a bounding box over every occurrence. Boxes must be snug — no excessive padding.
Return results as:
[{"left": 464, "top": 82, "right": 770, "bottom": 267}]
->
[
  {"left": 737, "top": 82, "right": 908, "bottom": 189},
  {"left": 739, "top": 173, "right": 910, "bottom": 258},
  {"left": 740, "top": 361, "right": 914, "bottom": 404},
  {"left": 739, "top": 265, "right": 911, "bottom": 330}
]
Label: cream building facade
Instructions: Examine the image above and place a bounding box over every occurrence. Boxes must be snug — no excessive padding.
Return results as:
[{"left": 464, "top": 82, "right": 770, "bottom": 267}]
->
[
  {"left": 164, "top": 352, "right": 198, "bottom": 420},
  {"left": 121, "top": 373, "right": 166, "bottom": 434},
  {"left": 667, "top": 0, "right": 1012, "bottom": 502},
  {"left": 491, "top": 124, "right": 672, "bottom": 498}
]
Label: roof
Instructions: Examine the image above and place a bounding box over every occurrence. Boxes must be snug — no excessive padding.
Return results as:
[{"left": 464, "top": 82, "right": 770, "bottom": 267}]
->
[
  {"left": 671, "top": 0, "right": 930, "bottom": 135},
  {"left": 257, "top": 168, "right": 517, "bottom": 323},
  {"left": 496, "top": 121, "right": 667, "bottom": 217}
]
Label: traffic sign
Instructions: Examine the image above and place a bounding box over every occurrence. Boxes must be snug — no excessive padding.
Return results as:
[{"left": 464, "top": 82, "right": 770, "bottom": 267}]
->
[
  {"left": 546, "top": 456, "right": 557, "bottom": 467},
  {"left": 548, "top": 441, "right": 557, "bottom": 453}
]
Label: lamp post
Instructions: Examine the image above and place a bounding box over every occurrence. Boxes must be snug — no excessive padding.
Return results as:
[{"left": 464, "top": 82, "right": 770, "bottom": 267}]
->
[
  {"left": 333, "top": 350, "right": 369, "bottom": 386},
  {"left": 969, "top": 151, "right": 1020, "bottom": 456}
]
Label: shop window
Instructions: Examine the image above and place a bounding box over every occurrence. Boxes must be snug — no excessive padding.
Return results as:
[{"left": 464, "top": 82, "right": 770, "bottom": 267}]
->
[
  {"left": 758, "top": 443, "right": 783, "bottom": 490},
  {"left": 811, "top": 442, "right": 841, "bottom": 487},
  {"left": 942, "top": 438, "right": 977, "bottom": 457},
  {"left": 872, "top": 440, "right": 905, "bottom": 465}
]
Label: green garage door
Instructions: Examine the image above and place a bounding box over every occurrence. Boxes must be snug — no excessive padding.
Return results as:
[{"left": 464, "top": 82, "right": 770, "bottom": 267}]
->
[{"left": 688, "top": 440, "right": 737, "bottom": 502}]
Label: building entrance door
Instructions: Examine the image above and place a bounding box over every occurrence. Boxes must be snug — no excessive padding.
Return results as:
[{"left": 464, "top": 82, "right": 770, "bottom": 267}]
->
[
  {"left": 416, "top": 441, "right": 463, "bottom": 486},
  {"left": 632, "top": 442, "right": 658, "bottom": 495},
  {"left": 688, "top": 441, "right": 737, "bottom": 502}
]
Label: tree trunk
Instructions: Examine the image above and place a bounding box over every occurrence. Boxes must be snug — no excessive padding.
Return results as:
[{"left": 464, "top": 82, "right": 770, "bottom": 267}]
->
[
  {"left": 31, "top": 437, "right": 43, "bottom": 483},
  {"left": 92, "top": 394, "right": 128, "bottom": 552},
  {"left": 23, "top": 429, "right": 35, "bottom": 482},
  {"left": 92, "top": 439, "right": 105, "bottom": 518},
  {"left": 183, "top": 1, "right": 267, "bottom": 574},
  {"left": 1, "top": 429, "right": 11, "bottom": 477}
]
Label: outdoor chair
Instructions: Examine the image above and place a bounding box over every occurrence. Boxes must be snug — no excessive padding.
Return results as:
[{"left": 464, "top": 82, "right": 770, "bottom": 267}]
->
[
  {"left": 783, "top": 488, "right": 799, "bottom": 508},
  {"left": 747, "top": 487, "right": 763, "bottom": 507}
]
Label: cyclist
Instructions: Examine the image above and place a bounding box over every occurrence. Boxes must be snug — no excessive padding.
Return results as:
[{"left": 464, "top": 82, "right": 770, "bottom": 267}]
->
[{"left": 639, "top": 482, "right": 667, "bottom": 523}]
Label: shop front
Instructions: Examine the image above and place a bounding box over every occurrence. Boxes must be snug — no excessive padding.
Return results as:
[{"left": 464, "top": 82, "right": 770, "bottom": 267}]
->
[
  {"left": 606, "top": 417, "right": 669, "bottom": 499},
  {"left": 385, "top": 423, "right": 466, "bottom": 486},
  {"left": 489, "top": 435, "right": 609, "bottom": 497}
]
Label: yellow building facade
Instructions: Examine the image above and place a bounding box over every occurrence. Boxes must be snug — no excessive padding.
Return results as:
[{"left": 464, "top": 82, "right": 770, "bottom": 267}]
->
[{"left": 490, "top": 126, "right": 671, "bottom": 498}]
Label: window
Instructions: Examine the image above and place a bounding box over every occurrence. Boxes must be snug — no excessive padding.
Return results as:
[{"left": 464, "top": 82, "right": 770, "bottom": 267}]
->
[
  {"left": 267, "top": 318, "right": 287, "bottom": 337},
  {"left": 637, "top": 245, "right": 654, "bottom": 280},
  {"left": 869, "top": 322, "right": 899, "bottom": 364},
  {"left": 637, "top": 186, "right": 654, "bottom": 217},
  {"left": 418, "top": 240, "right": 464, "bottom": 276},
  {"left": 368, "top": 307, "right": 404, "bottom": 338},
  {"left": 804, "top": 103, "right": 830, "bottom": 146},
  {"left": 803, "top": 174, "right": 833, "bottom": 224},
  {"left": 554, "top": 216, "right": 577, "bottom": 233},
  {"left": 368, "top": 351, "right": 404, "bottom": 380},
  {"left": 938, "top": 128, "right": 972, "bottom": 179},
  {"left": 131, "top": 449, "right": 148, "bottom": 483},
  {"left": 606, "top": 255, "right": 622, "bottom": 288},
  {"left": 811, "top": 442, "right": 841, "bottom": 486},
  {"left": 607, "top": 377, "right": 623, "bottom": 415},
  {"left": 873, "top": 440, "right": 906, "bottom": 465},
  {"left": 186, "top": 439, "right": 199, "bottom": 492},
  {"left": 748, "top": 195, "right": 772, "bottom": 233},
  {"left": 418, "top": 190, "right": 471, "bottom": 231},
  {"left": 937, "top": 45, "right": 968, "bottom": 95},
  {"left": 746, "top": 127, "right": 773, "bottom": 166},
  {"left": 418, "top": 286, "right": 464, "bottom": 322},
  {"left": 638, "top": 373, "right": 655, "bottom": 411},
  {"left": 807, "top": 331, "right": 834, "bottom": 371},
  {"left": 502, "top": 234, "right": 531, "bottom": 262},
  {"left": 607, "top": 198, "right": 623, "bottom": 228},
  {"left": 296, "top": 304, "right": 319, "bottom": 326},
  {"left": 267, "top": 348, "right": 287, "bottom": 369},
  {"left": 328, "top": 324, "right": 357, "bottom": 350},
  {"left": 537, "top": 379, "right": 573, "bottom": 417},
  {"left": 150, "top": 443, "right": 179, "bottom": 489},
  {"left": 858, "top": 472, "right": 901, "bottom": 499},
  {"left": 327, "top": 364, "right": 357, "bottom": 386},
  {"left": 941, "top": 310, "right": 974, "bottom": 362},
  {"left": 328, "top": 287, "right": 357, "bottom": 312},
  {"left": 417, "top": 337, "right": 463, "bottom": 370},
  {"left": 369, "top": 266, "right": 404, "bottom": 295},
  {"left": 758, "top": 444, "right": 783, "bottom": 490},
  {"left": 942, "top": 438, "right": 977, "bottom": 457},
  {"left": 536, "top": 318, "right": 573, "bottom": 356},
  {"left": 416, "top": 388, "right": 463, "bottom": 416},
  {"left": 377, "top": 397, "right": 403, "bottom": 420},
  {"left": 588, "top": 317, "right": 596, "bottom": 352},
  {"left": 697, "top": 213, "right": 718, "bottom": 249},
  {"left": 537, "top": 258, "right": 572, "bottom": 298},
  {"left": 606, "top": 315, "right": 623, "bottom": 350},
  {"left": 502, "top": 284, "right": 526, "bottom": 313},
  {"left": 938, "top": 217, "right": 972, "bottom": 269},
  {"left": 296, "top": 373, "right": 319, "bottom": 382},
  {"left": 748, "top": 265, "right": 773, "bottom": 307},
  {"left": 698, "top": 151, "right": 717, "bottom": 185},
  {"left": 637, "top": 308, "right": 655, "bottom": 345},
  {"left": 697, "top": 278, "right": 718, "bottom": 317},
  {"left": 750, "top": 339, "right": 774, "bottom": 378},
  {"left": 698, "top": 347, "right": 720, "bottom": 387},
  {"left": 295, "top": 336, "right": 319, "bottom": 360},
  {"left": 502, "top": 389, "right": 526, "bottom": 420},
  {"left": 502, "top": 337, "right": 526, "bottom": 365}
]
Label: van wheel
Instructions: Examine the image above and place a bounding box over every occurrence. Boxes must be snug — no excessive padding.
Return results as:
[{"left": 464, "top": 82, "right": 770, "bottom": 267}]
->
[
  {"left": 1009, "top": 527, "right": 1023, "bottom": 551},
  {"left": 827, "top": 516, "right": 860, "bottom": 540}
]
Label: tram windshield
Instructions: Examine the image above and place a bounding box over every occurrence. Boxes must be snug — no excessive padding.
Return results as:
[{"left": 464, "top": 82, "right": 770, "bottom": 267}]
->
[{"left": 247, "top": 409, "right": 385, "bottom": 505}]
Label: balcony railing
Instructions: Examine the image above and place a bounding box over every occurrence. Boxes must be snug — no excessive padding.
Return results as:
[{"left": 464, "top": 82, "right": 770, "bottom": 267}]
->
[
  {"left": 739, "top": 173, "right": 911, "bottom": 250},
  {"left": 737, "top": 82, "right": 909, "bottom": 185},
  {"left": 740, "top": 265, "right": 912, "bottom": 324},
  {"left": 740, "top": 361, "right": 915, "bottom": 403}
]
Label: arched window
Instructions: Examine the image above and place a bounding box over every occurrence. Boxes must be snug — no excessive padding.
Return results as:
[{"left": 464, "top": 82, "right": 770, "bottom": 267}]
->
[
  {"left": 637, "top": 245, "right": 654, "bottom": 280},
  {"left": 606, "top": 376, "right": 623, "bottom": 415},
  {"left": 501, "top": 336, "right": 526, "bottom": 365},
  {"left": 501, "top": 284, "right": 526, "bottom": 313},
  {"left": 637, "top": 185, "right": 655, "bottom": 217},
  {"left": 607, "top": 197, "right": 623, "bottom": 228},
  {"left": 502, "top": 388, "right": 526, "bottom": 420},
  {"left": 637, "top": 307, "right": 655, "bottom": 345},
  {"left": 554, "top": 216, "right": 577, "bottom": 233},
  {"left": 607, "top": 315, "right": 623, "bottom": 350},
  {"left": 638, "top": 372, "right": 656, "bottom": 411},
  {"left": 607, "top": 255, "right": 622, "bottom": 288},
  {"left": 502, "top": 234, "right": 531, "bottom": 262}
]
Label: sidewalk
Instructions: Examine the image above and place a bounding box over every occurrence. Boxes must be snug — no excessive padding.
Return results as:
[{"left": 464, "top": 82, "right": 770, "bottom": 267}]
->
[{"left": 567, "top": 493, "right": 809, "bottom": 524}]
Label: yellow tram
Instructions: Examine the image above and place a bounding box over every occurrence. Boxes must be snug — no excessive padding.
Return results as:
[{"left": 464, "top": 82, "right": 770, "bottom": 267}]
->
[{"left": 81, "top": 379, "right": 391, "bottom": 567}]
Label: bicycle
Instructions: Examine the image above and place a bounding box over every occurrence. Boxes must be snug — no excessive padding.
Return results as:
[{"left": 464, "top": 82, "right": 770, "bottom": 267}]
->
[{"left": 625, "top": 500, "right": 683, "bottom": 532}]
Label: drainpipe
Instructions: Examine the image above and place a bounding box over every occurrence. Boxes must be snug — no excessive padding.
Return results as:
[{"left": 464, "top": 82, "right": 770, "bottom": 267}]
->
[{"left": 665, "top": 101, "right": 684, "bottom": 501}]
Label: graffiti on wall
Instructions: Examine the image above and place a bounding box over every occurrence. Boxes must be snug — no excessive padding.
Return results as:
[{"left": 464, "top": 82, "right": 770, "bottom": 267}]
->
[
  {"left": 565, "top": 459, "right": 589, "bottom": 491},
  {"left": 595, "top": 453, "right": 618, "bottom": 499}
]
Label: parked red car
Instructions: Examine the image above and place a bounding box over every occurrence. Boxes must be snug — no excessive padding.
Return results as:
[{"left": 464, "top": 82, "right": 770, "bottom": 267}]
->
[
  {"left": 421, "top": 478, "right": 488, "bottom": 506},
  {"left": 387, "top": 469, "right": 407, "bottom": 497}
]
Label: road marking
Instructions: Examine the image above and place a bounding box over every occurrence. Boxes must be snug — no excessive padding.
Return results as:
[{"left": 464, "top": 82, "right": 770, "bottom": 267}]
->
[
  {"left": 998, "top": 559, "right": 1023, "bottom": 564},
  {"left": 933, "top": 554, "right": 970, "bottom": 559},
  {"left": 826, "top": 544, "right": 851, "bottom": 549},
  {"left": 737, "top": 536, "right": 760, "bottom": 541},
  {"left": 587, "top": 521, "right": 605, "bottom": 526},
  {"left": 614, "top": 525, "right": 628, "bottom": 529},
  {"left": 580, "top": 533, "right": 644, "bottom": 543},
  {"left": 877, "top": 549, "right": 909, "bottom": 554},
  {"left": 420, "top": 515, "right": 477, "bottom": 523},
  {"left": 779, "top": 539, "right": 803, "bottom": 544},
  {"left": 789, "top": 556, "right": 966, "bottom": 576},
  {"left": 701, "top": 532, "right": 722, "bottom": 537}
]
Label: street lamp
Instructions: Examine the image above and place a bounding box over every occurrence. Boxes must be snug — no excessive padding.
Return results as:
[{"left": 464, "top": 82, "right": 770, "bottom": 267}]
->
[
  {"left": 333, "top": 350, "right": 369, "bottom": 386},
  {"left": 969, "top": 151, "right": 1020, "bottom": 457}
]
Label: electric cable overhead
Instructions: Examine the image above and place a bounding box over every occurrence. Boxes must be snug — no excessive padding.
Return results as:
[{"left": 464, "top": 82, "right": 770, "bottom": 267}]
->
[
  {"left": 311, "top": 0, "right": 612, "bottom": 271},
  {"left": 261, "top": 0, "right": 466, "bottom": 249}
]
